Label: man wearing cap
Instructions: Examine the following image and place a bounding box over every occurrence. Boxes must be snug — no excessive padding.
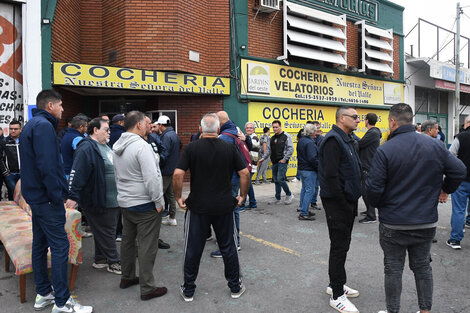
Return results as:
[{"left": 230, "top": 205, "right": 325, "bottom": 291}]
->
[
  {"left": 109, "top": 114, "right": 125, "bottom": 148},
  {"left": 156, "top": 115, "right": 181, "bottom": 226}
]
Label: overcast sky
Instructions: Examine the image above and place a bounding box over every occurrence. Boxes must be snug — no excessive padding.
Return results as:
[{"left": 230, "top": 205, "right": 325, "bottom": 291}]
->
[{"left": 389, "top": 0, "right": 470, "bottom": 65}]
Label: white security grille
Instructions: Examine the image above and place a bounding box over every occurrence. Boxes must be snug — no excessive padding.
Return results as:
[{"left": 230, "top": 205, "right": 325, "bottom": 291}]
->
[
  {"left": 278, "top": 1, "right": 347, "bottom": 66},
  {"left": 255, "top": 0, "right": 280, "bottom": 13},
  {"left": 356, "top": 20, "right": 394, "bottom": 74}
]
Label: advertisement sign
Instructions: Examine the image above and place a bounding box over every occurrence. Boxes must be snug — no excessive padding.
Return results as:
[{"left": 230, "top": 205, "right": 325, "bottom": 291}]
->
[
  {"left": 53, "top": 62, "right": 231, "bottom": 95},
  {"left": 249, "top": 102, "right": 390, "bottom": 177},
  {"left": 0, "top": 3, "right": 23, "bottom": 135},
  {"left": 435, "top": 79, "right": 470, "bottom": 94},
  {"left": 241, "top": 59, "right": 403, "bottom": 106}
]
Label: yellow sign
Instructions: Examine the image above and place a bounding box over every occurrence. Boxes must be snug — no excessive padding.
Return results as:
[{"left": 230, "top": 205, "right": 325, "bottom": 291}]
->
[
  {"left": 249, "top": 102, "right": 390, "bottom": 177},
  {"left": 241, "top": 59, "right": 403, "bottom": 106},
  {"left": 53, "top": 62, "right": 230, "bottom": 95}
]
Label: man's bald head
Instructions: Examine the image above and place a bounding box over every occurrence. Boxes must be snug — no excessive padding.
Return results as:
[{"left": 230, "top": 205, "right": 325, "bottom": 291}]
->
[{"left": 216, "top": 111, "right": 229, "bottom": 125}]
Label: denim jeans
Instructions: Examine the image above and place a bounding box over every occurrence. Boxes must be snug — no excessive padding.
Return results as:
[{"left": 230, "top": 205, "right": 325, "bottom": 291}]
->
[
  {"left": 272, "top": 162, "right": 291, "bottom": 200},
  {"left": 241, "top": 173, "right": 256, "bottom": 208},
  {"left": 312, "top": 175, "right": 319, "bottom": 205},
  {"left": 5, "top": 172, "right": 20, "bottom": 200},
  {"left": 31, "top": 202, "right": 70, "bottom": 307},
  {"left": 467, "top": 201, "right": 470, "bottom": 224},
  {"left": 299, "top": 170, "right": 316, "bottom": 216},
  {"left": 450, "top": 181, "right": 470, "bottom": 241},
  {"left": 231, "top": 174, "right": 240, "bottom": 245},
  {"left": 379, "top": 224, "right": 435, "bottom": 313}
]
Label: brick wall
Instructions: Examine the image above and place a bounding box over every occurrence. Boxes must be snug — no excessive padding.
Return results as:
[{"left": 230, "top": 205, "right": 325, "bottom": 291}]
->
[
  {"left": 55, "top": 87, "right": 85, "bottom": 130},
  {"left": 52, "top": 0, "right": 230, "bottom": 77},
  {"left": 52, "top": 0, "right": 81, "bottom": 62}
]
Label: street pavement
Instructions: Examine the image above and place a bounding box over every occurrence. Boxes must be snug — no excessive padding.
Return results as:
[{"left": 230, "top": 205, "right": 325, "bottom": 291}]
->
[{"left": 1, "top": 180, "right": 470, "bottom": 313}]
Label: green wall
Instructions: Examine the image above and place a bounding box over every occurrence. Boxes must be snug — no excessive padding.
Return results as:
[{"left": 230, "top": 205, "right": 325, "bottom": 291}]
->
[{"left": 41, "top": 0, "right": 58, "bottom": 90}]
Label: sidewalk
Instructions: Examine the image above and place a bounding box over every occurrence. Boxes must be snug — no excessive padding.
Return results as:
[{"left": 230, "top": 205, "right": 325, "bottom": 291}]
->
[{"left": 1, "top": 180, "right": 469, "bottom": 313}]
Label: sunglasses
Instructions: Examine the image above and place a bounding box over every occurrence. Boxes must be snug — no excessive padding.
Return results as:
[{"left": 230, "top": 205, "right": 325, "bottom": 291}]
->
[{"left": 342, "top": 114, "right": 360, "bottom": 120}]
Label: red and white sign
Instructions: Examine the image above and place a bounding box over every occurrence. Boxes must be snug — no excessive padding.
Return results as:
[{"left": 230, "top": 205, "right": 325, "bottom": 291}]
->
[
  {"left": 0, "top": 3, "right": 23, "bottom": 136},
  {"left": 435, "top": 79, "right": 470, "bottom": 94}
]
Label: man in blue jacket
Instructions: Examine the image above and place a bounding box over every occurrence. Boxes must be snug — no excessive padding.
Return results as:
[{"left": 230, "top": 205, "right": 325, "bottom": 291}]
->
[
  {"left": 296, "top": 123, "right": 318, "bottom": 221},
  {"left": 367, "top": 103, "right": 465, "bottom": 313},
  {"left": 109, "top": 113, "right": 125, "bottom": 148},
  {"left": 66, "top": 118, "right": 121, "bottom": 275},
  {"left": 61, "top": 115, "right": 88, "bottom": 178},
  {"left": 156, "top": 115, "right": 181, "bottom": 226},
  {"left": 19, "top": 90, "right": 92, "bottom": 313}
]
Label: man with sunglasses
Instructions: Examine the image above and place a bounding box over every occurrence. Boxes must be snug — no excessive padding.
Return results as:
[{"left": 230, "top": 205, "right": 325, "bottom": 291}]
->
[
  {"left": 319, "top": 106, "right": 362, "bottom": 313},
  {"left": 0, "top": 119, "right": 22, "bottom": 200}
]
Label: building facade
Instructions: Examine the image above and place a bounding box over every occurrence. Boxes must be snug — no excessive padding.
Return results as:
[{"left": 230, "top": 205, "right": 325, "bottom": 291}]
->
[{"left": 43, "top": 0, "right": 404, "bottom": 175}]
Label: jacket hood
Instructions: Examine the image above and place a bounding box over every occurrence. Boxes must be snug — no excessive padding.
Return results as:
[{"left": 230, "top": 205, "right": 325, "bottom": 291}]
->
[
  {"left": 113, "top": 132, "right": 144, "bottom": 156},
  {"left": 220, "top": 120, "right": 238, "bottom": 136},
  {"left": 110, "top": 124, "right": 125, "bottom": 131},
  {"left": 32, "top": 108, "right": 59, "bottom": 129}
]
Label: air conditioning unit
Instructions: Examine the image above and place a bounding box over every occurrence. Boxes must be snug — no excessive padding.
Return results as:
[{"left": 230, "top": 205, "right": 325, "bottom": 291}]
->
[{"left": 255, "top": 0, "right": 280, "bottom": 13}]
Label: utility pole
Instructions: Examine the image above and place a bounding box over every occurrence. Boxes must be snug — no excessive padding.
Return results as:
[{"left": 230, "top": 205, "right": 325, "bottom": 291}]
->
[{"left": 455, "top": 2, "right": 462, "bottom": 137}]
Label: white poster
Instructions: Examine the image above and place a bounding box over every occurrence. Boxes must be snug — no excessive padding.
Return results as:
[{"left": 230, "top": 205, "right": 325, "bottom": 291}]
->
[{"left": 0, "top": 3, "right": 23, "bottom": 136}]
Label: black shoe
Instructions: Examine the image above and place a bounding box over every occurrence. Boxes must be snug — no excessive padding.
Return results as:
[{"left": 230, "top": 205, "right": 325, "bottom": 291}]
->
[
  {"left": 141, "top": 287, "right": 168, "bottom": 300},
  {"left": 298, "top": 214, "right": 316, "bottom": 221},
  {"left": 120, "top": 277, "right": 139, "bottom": 289},
  {"left": 158, "top": 239, "right": 170, "bottom": 249},
  {"left": 446, "top": 239, "right": 461, "bottom": 249},
  {"left": 310, "top": 203, "right": 321, "bottom": 210},
  {"left": 296, "top": 209, "right": 315, "bottom": 216},
  {"left": 360, "top": 211, "right": 367, "bottom": 216},
  {"left": 359, "top": 217, "right": 377, "bottom": 224},
  {"left": 432, "top": 238, "right": 438, "bottom": 243}
]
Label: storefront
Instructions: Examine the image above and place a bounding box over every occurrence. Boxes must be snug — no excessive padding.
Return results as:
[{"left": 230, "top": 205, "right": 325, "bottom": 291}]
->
[
  {"left": 239, "top": 59, "right": 404, "bottom": 177},
  {"left": 52, "top": 62, "right": 230, "bottom": 143}
]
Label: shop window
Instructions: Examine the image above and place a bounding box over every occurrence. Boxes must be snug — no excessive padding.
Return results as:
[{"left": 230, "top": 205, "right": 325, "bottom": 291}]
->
[
  {"left": 148, "top": 110, "right": 178, "bottom": 133},
  {"left": 428, "top": 90, "right": 438, "bottom": 113},
  {"left": 415, "top": 87, "right": 428, "bottom": 113},
  {"left": 99, "top": 99, "right": 147, "bottom": 115},
  {"left": 439, "top": 92, "right": 448, "bottom": 114}
]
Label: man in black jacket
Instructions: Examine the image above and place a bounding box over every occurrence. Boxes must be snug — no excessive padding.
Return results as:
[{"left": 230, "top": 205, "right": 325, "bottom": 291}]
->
[
  {"left": 1, "top": 119, "right": 22, "bottom": 200},
  {"left": 358, "top": 113, "right": 381, "bottom": 223},
  {"left": 367, "top": 103, "right": 465, "bottom": 313},
  {"left": 319, "top": 106, "right": 362, "bottom": 313},
  {"left": 66, "top": 118, "right": 121, "bottom": 275}
]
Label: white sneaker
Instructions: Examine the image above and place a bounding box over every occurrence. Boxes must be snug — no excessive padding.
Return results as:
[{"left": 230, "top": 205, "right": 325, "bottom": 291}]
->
[
  {"left": 284, "top": 194, "right": 294, "bottom": 205},
  {"left": 34, "top": 292, "right": 55, "bottom": 310},
  {"left": 268, "top": 198, "right": 282, "bottom": 205},
  {"left": 377, "top": 311, "right": 387, "bottom": 313},
  {"left": 329, "top": 294, "right": 359, "bottom": 313},
  {"left": 51, "top": 297, "right": 93, "bottom": 313},
  {"left": 326, "top": 285, "right": 360, "bottom": 298},
  {"left": 162, "top": 216, "right": 177, "bottom": 226}
]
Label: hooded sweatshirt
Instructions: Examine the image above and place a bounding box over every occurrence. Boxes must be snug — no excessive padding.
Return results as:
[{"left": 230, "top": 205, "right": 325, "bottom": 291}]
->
[{"left": 112, "top": 132, "right": 164, "bottom": 210}]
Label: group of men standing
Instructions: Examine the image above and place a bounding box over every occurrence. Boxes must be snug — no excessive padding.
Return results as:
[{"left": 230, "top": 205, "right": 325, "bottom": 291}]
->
[{"left": 12, "top": 87, "right": 470, "bottom": 313}]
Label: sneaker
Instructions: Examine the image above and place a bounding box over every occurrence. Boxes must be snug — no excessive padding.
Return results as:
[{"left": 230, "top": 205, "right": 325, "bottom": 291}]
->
[
  {"left": 34, "top": 292, "right": 55, "bottom": 311},
  {"left": 237, "top": 244, "right": 241, "bottom": 251},
  {"left": 238, "top": 206, "right": 246, "bottom": 213},
  {"left": 248, "top": 204, "right": 257, "bottom": 209},
  {"left": 107, "top": 262, "right": 122, "bottom": 275},
  {"left": 326, "top": 285, "right": 359, "bottom": 298},
  {"left": 210, "top": 250, "right": 222, "bottom": 258},
  {"left": 158, "top": 239, "right": 170, "bottom": 249},
  {"left": 168, "top": 218, "right": 177, "bottom": 226},
  {"left": 115, "top": 235, "right": 122, "bottom": 242},
  {"left": 162, "top": 216, "right": 177, "bottom": 226},
  {"left": 92, "top": 260, "right": 108, "bottom": 269},
  {"left": 465, "top": 221, "right": 470, "bottom": 228},
  {"left": 231, "top": 284, "right": 246, "bottom": 299},
  {"left": 359, "top": 217, "right": 377, "bottom": 224},
  {"left": 329, "top": 294, "right": 359, "bottom": 313},
  {"left": 268, "top": 198, "right": 282, "bottom": 205},
  {"left": 51, "top": 297, "right": 93, "bottom": 313},
  {"left": 298, "top": 214, "right": 316, "bottom": 221},
  {"left": 310, "top": 203, "right": 321, "bottom": 210},
  {"left": 359, "top": 211, "right": 367, "bottom": 216},
  {"left": 80, "top": 231, "right": 92, "bottom": 238},
  {"left": 377, "top": 311, "right": 388, "bottom": 313},
  {"left": 180, "top": 285, "right": 194, "bottom": 302},
  {"left": 284, "top": 194, "right": 294, "bottom": 205},
  {"left": 446, "top": 239, "right": 461, "bottom": 249}
]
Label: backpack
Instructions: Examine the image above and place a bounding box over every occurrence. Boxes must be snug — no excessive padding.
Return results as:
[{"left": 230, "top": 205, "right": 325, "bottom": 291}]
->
[{"left": 221, "top": 132, "right": 253, "bottom": 172}]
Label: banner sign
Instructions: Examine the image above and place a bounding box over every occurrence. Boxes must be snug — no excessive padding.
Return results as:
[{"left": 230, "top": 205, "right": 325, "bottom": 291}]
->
[
  {"left": 249, "top": 102, "right": 390, "bottom": 177},
  {"left": 53, "top": 62, "right": 231, "bottom": 95},
  {"left": 0, "top": 3, "right": 23, "bottom": 135},
  {"left": 435, "top": 79, "right": 470, "bottom": 94},
  {"left": 241, "top": 59, "right": 403, "bottom": 106}
]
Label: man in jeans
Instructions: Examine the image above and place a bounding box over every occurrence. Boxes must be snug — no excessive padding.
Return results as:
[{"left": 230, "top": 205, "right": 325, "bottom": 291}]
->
[
  {"left": 259, "top": 120, "right": 294, "bottom": 205},
  {"left": 367, "top": 103, "right": 465, "bottom": 313}
]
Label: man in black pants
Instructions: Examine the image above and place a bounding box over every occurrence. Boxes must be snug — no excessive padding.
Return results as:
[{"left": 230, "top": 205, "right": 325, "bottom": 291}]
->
[
  {"left": 319, "top": 106, "right": 362, "bottom": 313},
  {"left": 173, "top": 113, "right": 250, "bottom": 302},
  {"left": 358, "top": 113, "right": 381, "bottom": 224}
]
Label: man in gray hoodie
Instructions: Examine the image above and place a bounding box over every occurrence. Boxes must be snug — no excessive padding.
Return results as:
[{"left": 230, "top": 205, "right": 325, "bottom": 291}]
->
[{"left": 112, "top": 111, "right": 167, "bottom": 301}]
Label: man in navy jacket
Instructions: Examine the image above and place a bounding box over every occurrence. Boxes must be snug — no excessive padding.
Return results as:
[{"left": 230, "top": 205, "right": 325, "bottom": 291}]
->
[
  {"left": 19, "top": 90, "right": 92, "bottom": 313},
  {"left": 367, "top": 103, "right": 465, "bottom": 313}
]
